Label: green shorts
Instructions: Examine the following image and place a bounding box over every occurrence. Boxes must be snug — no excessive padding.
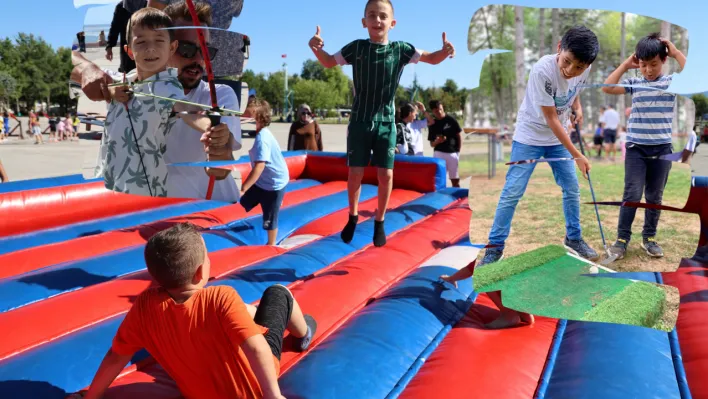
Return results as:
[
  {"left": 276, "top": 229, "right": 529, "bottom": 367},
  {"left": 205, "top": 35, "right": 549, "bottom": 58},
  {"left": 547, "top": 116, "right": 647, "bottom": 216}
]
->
[{"left": 346, "top": 121, "right": 397, "bottom": 169}]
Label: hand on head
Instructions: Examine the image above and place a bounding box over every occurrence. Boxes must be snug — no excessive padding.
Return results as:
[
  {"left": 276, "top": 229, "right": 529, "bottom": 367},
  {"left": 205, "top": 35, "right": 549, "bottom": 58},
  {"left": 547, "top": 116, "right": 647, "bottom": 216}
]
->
[
  {"left": 623, "top": 53, "right": 640, "bottom": 69},
  {"left": 309, "top": 26, "right": 324, "bottom": 52}
]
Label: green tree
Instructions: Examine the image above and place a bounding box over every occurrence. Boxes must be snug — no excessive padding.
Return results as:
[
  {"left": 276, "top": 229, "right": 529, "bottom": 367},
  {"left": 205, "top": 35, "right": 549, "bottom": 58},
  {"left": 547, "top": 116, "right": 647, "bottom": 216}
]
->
[
  {"left": 301, "top": 59, "right": 326, "bottom": 81},
  {"left": 293, "top": 79, "right": 338, "bottom": 111},
  {"left": 0, "top": 71, "right": 17, "bottom": 105},
  {"left": 692, "top": 94, "right": 708, "bottom": 119}
]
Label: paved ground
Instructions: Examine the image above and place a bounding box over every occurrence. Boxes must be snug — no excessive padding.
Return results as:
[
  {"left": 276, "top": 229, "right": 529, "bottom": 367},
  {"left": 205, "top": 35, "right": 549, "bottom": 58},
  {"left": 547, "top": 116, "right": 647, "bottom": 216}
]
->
[
  {"left": 0, "top": 121, "right": 466, "bottom": 185},
  {"left": 1, "top": 119, "right": 705, "bottom": 187}
]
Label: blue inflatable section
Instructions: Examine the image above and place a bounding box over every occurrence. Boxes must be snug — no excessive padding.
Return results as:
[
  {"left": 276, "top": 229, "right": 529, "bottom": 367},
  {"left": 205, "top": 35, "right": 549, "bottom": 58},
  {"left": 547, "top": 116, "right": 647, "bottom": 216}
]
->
[
  {"left": 543, "top": 272, "right": 681, "bottom": 399},
  {"left": 0, "top": 174, "right": 100, "bottom": 194},
  {"left": 0, "top": 189, "right": 462, "bottom": 395},
  {"left": 280, "top": 244, "right": 476, "bottom": 398},
  {"left": 216, "top": 189, "right": 466, "bottom": 303},
  {"left": 0, "top": 182, "right": 363, "bottom": 313}
]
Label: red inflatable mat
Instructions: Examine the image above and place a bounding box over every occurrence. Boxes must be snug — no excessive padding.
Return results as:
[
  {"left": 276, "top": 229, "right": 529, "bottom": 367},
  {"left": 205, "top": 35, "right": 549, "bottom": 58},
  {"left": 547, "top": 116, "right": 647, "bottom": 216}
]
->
[
  {"left": 0, "top": 181, "right": 346, "bottom": 280},
  {"left": 101, "top": 200, "right": 470, "bottom": 398},
  {"left": 0, "top": 181, "right": 187, "bottom": 238},
  {"left": 0, "top": 186, "right": 415, "bottom": 362},
  {"left": 662, "top": 258, "right": 708, "bottom": 399},
  {"left": 399, "top": 294, "right": 559, "bottom": 399}
]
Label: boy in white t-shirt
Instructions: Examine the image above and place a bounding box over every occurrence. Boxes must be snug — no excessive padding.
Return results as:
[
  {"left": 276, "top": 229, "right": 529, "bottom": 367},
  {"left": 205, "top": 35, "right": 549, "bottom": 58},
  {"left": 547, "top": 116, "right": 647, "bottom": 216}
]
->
[{"left": 473, "top": 26, "right": 600, "bottom": 329}]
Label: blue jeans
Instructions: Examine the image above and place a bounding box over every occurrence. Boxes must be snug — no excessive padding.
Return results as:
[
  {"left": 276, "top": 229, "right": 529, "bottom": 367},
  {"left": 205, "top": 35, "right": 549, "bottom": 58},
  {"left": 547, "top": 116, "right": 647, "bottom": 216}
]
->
[{"left": 488, "top": 141, "right": 582, "bottom": 247}]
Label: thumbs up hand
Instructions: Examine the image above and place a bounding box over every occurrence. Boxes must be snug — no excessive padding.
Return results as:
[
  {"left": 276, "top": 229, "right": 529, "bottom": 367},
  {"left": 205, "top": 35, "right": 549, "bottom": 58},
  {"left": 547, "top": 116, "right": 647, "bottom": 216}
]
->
[
  {"left": 309, "top": 26, "right": 325, "bottom": 52},
  {"left": 441, "top": 32, "right": 455, "bottom": 58}
]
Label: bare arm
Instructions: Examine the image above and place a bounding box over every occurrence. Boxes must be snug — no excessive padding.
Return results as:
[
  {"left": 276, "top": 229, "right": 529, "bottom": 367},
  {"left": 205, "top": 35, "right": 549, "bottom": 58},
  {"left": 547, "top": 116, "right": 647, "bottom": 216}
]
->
[
  {"left": 662, "top": 38, "right": 687, "bottom": 71},
  {"left": 540, "top": 105, "right": 590, "bottom": 179},
  {"left": 82, "top": 349, "right": 133, "bottom": 399},
  {"left": 241, "top": 334, "right": 284, "bottom": 399},
  {"left": 72, "top": 50, "right": 113, "bottom": 102},
  {"left": 308, "top": 26, "right": 337, "bottom": 68},
  {"left": 241, "top": 162, "right": 266, "bottom": 193},
  {"left": 419, "top": 32, "right": 455, "bottom": 65},
  {"left": 603, "top": 54, "right": 638, "bottom": 95},
  {"left": 0, "top": 160, "right": 9, "bottom": 182}
]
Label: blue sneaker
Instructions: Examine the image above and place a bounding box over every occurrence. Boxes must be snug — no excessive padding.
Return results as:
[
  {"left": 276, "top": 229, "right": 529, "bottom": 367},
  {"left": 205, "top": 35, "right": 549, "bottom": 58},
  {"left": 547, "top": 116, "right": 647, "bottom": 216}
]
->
[
  {"left": 479, "top": 247, "right": 504, "bottom": 266},
  {"left": 564, "top": 237, "right": 600, "bottom": 261},
  {"left": 295, "top": 314, "right": 317, "bottom": 352}
]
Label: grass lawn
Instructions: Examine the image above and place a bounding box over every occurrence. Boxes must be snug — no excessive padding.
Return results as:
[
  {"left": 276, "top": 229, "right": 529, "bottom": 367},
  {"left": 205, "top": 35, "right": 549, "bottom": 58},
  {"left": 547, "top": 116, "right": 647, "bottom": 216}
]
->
[{"left": 460, "top": 147, "right": 698, "bottom": 329}]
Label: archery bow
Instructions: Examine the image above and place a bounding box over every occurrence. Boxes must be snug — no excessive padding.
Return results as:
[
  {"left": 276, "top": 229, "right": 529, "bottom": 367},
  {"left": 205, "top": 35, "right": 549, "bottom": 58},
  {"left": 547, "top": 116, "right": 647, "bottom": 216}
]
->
[{"left": 185, "top": 0, "right": 222, "bottom": 200}]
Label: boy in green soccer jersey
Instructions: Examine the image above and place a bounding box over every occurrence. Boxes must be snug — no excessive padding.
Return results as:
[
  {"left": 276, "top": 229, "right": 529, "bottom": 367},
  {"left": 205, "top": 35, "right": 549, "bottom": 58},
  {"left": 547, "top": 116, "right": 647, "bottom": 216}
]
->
[{"left": 309, "top": 0, "right": 455, "bottom": 247}]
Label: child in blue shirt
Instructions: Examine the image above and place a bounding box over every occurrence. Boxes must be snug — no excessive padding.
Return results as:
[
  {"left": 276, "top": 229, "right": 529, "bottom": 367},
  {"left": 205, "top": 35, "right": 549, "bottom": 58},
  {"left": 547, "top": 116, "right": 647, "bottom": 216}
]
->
[{"left": 239, "top": 99, "right": 290, "bottom": 245}]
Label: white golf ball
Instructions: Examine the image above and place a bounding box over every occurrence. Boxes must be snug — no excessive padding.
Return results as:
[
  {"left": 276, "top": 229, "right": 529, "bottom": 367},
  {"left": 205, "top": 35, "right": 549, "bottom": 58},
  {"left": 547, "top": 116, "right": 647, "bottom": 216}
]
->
[{"left": 589, "top": 266, "right": 599, "bottom": 274}]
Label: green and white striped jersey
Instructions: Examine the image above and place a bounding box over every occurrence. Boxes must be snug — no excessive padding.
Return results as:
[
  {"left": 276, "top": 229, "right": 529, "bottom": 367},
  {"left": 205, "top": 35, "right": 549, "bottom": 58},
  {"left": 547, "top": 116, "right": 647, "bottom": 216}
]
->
[{"left": 335, "top": 40, "right": 420, "bottom": 123}]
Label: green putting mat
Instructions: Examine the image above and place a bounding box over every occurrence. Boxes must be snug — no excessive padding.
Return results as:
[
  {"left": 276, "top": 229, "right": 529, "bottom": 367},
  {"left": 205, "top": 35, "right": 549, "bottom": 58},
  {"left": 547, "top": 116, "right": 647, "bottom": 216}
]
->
[{"left": 473, "top": 245, "right": 670, "bottom": 331}]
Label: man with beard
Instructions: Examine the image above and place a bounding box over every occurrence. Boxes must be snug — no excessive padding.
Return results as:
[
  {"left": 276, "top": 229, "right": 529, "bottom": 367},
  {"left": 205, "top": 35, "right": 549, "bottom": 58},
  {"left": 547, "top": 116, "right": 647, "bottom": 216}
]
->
[{"left": 71, "top": 1, "right": 242, "bottom": 203}]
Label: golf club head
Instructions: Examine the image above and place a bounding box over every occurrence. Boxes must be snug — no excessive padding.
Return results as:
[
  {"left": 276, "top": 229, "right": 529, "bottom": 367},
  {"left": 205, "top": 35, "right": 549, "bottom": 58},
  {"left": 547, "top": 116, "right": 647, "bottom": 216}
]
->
[{"left": 599, "top": 251, "right": 619, "bottom": 266}]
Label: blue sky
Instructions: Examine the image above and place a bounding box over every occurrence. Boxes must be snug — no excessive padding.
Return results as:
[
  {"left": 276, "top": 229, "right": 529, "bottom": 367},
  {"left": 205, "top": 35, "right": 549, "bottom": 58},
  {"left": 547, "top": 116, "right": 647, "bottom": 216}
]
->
[{"left": 1, "top": 0, "right": 707, "bottom": 94}]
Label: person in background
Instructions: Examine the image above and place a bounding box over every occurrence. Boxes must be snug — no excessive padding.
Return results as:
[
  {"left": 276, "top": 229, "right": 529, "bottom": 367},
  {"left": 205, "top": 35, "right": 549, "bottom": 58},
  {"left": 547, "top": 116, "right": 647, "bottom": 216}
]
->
[
  {"left": 425, "top": 100, "right": 462, "bottom": 187},
  {"left": 601, "top": 104, "right": 620, "bottom": 162},
  {"left": 29, "top": 111, "right": 43, "bottom": 145},
  {"left": 288, "top": 104, "right": 323, "bottom": 151},
  {"left": 594, "top": 106, "right": 605, "bottom": 158},
  {"left": 395, "top": 102, "right": 427, "bottom": 156},
  {"left": 239, "top": 99, "right": 289, "bottom": 246},
  {"left": 0, "top": 160, "right": 8, "bottom": 182},
  {"left": 106, "top": 1, "right": 143, "bottom": 73}
]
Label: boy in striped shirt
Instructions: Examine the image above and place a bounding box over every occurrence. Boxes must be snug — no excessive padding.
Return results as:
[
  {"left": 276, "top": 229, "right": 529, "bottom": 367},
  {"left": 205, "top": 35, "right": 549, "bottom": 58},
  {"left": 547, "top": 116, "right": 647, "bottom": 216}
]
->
[
  {"left": 602, "top": 33, "right": 691, "bottom": 259},
  {"left": 308, "top": 0, "right": 455, "bottom": 247}
]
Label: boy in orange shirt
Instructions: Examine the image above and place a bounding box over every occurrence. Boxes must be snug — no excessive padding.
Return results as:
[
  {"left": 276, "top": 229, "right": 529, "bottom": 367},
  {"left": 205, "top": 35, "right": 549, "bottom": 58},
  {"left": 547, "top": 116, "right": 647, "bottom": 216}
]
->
[{"left": 73, "top": 222, "right": 317, "bottom": 399}]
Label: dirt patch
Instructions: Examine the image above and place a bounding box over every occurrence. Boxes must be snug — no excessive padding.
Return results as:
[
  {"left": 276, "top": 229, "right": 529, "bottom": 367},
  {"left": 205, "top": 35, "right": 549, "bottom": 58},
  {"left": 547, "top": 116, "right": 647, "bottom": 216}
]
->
[{"left": 658, "top": 283, "right": 680, "bottom": 332}]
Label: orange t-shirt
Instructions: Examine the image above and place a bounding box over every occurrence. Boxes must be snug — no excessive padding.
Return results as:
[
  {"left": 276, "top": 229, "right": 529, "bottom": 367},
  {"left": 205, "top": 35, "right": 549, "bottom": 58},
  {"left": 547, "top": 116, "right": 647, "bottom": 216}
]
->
[{"left": 112, "top": 285, "right": 280, "bottom": 399}]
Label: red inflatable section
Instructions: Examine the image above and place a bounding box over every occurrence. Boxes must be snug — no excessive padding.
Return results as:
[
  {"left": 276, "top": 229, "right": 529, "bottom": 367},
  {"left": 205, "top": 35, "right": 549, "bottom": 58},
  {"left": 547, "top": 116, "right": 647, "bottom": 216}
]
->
[
  {"left": 0, "top": 182, "right": 187, "bottom": 238},
  {"left": 662, "top": 258, "right": 708, "bottom": 399},
  {"left": 0, "top": 187, "right": 416, "bottom": 361},
  {"left": 301, "top": 154, "right": 440, "bottom": 194},
  {"left": 0, "top": 245, "right": 286, "bottom": 361},
  {"left": 101, "top": 200, "right": 471, "bottom": 398},
  {"left": 399, "top": 294, "right": 559, "bottom": 399},
  {"left": 0, "top": 182, "right": 346, "bottom": 280},
  {"left": 0, "top": 154, "right": 307, "bottom": 240}
]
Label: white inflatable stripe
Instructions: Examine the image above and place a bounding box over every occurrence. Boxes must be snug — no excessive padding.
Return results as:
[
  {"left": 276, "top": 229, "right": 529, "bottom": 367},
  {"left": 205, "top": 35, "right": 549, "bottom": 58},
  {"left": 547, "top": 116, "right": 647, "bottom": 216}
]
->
[
  {"left": 419, "top": 245, "right": 481, "bottom": 270},
  {"left": 278, "top": 234, "right": 323, "bottom": 249}
]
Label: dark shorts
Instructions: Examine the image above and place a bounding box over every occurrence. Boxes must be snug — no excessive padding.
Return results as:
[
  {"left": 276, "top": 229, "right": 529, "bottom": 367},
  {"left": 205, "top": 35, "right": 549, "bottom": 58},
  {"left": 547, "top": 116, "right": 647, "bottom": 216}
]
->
[
  {"left": 603, "top": 129, "right": 617, "bottom": 144},
  {"left": 593, "top": 136, "right": 603, "bottom": 146},
  {"left": 347, "top": 121, "right": 397, "bottom": 169},
  {"left": 240, "top": 185, "right": 285, "bottom": 231},
  {"left": 253, "top": 285, "right": 294, "bottom": 360}
]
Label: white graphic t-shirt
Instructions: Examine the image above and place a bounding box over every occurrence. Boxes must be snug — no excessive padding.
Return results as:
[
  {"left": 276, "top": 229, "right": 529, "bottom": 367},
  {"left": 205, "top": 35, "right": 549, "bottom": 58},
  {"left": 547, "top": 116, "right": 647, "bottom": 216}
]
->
[{"left": 513, "top": 54, "right": 592, "bottom": 146}]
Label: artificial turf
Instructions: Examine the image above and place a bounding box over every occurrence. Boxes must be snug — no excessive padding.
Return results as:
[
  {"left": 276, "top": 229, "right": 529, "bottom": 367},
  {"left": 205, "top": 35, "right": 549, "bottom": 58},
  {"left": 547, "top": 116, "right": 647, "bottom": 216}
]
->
[{"left": 473, "top": 245, "right": 670, "bottom": 330}]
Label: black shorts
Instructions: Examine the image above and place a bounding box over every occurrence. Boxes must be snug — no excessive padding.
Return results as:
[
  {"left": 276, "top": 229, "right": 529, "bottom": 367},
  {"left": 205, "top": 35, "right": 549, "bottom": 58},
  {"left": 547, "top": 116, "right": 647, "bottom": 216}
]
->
[
  {"left": 240, "top": 185, "right": 285, "bottom": 231},
  {"left": 603, "top": 129, "right": 617, "bottom": 144},
  {"left": 253, "top": 285, "right": 294, "bottom": 360},
  {"left": 593, "top": 136, "right": 603, "bottom": 146}
]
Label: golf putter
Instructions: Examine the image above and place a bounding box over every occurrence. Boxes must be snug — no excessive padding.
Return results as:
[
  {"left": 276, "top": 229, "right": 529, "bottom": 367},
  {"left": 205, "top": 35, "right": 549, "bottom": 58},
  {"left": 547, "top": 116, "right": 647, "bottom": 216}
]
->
[{"left": 572, "top": 112, "right": 618, "bottom": 266}]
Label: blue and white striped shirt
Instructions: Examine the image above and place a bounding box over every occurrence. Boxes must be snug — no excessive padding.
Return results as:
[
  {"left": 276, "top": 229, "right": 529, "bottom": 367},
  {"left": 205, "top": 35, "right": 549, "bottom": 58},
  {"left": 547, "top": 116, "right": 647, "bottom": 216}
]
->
[{"left": 623, "top": 74, "right": 676, "bottom": 146}]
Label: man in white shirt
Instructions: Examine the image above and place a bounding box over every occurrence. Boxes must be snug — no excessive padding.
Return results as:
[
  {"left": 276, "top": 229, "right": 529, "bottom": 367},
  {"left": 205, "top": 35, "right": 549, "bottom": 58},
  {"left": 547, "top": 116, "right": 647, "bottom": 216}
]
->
[
  {"left": 601, "top": 104, "right": 621, "bottom": 161},
  {"left": 71, "top": 1, "right": 242, "bottom": 203}
]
